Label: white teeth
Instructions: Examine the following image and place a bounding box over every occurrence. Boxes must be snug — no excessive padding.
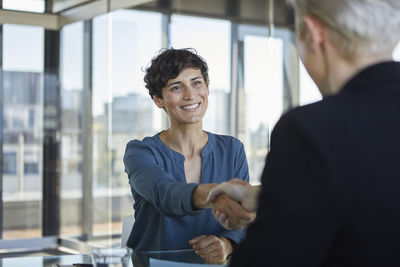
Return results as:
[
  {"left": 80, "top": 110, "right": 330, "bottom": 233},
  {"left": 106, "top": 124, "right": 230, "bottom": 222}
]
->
[{"left": 182, "top": 103, "right": 200, "bottom": 110}]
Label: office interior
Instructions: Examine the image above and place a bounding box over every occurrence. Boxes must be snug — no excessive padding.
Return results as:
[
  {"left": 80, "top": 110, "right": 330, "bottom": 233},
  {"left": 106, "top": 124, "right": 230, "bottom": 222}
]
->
[{"left": 0, "top": 0, "right": 399, "bottom": 259}]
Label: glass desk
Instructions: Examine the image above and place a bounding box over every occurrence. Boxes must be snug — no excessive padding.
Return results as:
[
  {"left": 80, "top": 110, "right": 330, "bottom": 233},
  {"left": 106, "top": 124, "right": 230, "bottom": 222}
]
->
[
  {"left": 0, "top": 254, "right": 92, "bottom": 267},
  {"left": 0, "top": 249, "right": 228, "bottom": 267}
]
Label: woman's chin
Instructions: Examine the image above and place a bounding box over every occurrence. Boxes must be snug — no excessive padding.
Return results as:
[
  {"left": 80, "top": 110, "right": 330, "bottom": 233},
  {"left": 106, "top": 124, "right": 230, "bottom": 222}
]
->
[{"left": 180, "top": 117, "right": 204, "bottom": 125}]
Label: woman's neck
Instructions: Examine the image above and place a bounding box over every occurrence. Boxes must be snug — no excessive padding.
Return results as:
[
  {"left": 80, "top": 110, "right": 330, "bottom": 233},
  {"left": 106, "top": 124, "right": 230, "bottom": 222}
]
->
[{"left": 159, "top": 123, "right": 208, "bottom": 158}]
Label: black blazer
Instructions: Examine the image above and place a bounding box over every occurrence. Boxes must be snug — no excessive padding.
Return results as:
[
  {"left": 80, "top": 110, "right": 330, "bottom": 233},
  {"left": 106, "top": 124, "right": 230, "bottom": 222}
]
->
[{"left": 230, "top": 62, "right": 400, "bottom": 266}]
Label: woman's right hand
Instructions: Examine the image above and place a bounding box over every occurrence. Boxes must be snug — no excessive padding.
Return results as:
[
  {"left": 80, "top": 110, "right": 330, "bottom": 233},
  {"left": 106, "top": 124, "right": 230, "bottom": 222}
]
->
[
  {"left": 208, "top": 179, "right": 260, "bottom": 212},
  {"left": 210, "top": 193, "right": 255, "bottom": 230}
]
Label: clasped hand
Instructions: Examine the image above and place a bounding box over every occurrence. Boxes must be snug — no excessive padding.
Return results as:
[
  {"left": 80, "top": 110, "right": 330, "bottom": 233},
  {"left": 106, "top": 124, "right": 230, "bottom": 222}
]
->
[{"left": 207, "top": 179, "right": 259, "bottom": 230}]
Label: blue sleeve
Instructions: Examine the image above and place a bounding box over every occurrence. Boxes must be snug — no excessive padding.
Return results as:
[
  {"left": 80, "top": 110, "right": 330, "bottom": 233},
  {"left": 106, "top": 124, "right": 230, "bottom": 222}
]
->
[
  {"left": 219, "top": 139, "right": 249, "bottom": 244},
  {"left": 123, "top": 140, "right": 201, "bottom": 217}
]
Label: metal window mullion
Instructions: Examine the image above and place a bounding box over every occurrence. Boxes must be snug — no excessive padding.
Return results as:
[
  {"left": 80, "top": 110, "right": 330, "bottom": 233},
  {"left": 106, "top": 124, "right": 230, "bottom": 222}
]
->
[
  {"left": 230, "top": 22, "right": 239, "bottom": 137},
  {"left": 82, "top": 19, "right": 93, "bottom": 241},
  {"left": 236, "top": 39, "right": 245, "bottom": 141},
  {"left": 42, "top": 29, "right": 61, "bottom": 236},
  {"left": 230, "top": 22, "right": 245, "bottom": 139},
  {"left": 161, "top": 13, "right": 170, "bottom": 49},
  {"left": 0, "top": 21, "right": 3, "bottom": 239},
  {"left": 161, "top": 13, "right": 170, "bottom": 129}
]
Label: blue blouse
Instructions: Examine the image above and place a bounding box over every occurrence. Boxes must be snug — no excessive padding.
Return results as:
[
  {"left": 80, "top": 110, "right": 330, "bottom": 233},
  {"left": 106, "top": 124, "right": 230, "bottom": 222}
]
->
[{"left": 123, "top": 131, "right": 249, "bottom": 251}]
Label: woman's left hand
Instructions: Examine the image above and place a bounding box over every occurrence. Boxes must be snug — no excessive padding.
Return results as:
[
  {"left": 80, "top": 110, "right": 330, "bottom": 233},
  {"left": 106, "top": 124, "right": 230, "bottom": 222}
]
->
[{"left": 189, "top": 235, "right": 232, "bottom": 264}]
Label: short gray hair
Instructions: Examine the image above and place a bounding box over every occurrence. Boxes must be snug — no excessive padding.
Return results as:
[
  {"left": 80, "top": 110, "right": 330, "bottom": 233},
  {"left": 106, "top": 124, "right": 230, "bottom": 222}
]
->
[{"left": 288, "top": 0, "right": 400, "bottom": 59}]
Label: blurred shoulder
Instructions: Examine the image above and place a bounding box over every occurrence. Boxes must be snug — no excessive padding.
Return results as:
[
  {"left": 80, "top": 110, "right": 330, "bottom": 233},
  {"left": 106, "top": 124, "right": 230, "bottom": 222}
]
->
[{"left": 207, "top": 132, "right": 244, "bottom": 150}]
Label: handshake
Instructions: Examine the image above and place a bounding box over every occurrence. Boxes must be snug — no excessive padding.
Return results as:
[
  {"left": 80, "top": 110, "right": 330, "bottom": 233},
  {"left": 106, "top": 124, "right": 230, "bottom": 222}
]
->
[{"left": 206, "top": 179, "right": 261, "bottom": 230}]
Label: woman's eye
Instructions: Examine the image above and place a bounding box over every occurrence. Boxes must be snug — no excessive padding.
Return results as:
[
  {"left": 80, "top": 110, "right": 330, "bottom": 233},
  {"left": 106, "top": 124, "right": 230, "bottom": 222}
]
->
[
  {"left": 171, "top": 86, "right": 181, "bottom": 91},
  {"left": 193, "top": 80, "right": 202, "bottom": 86}
]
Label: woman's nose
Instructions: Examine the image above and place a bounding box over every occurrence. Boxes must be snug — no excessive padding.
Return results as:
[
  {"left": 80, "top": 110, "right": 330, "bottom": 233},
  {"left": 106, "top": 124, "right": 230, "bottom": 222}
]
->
[
  {"left": 183, "top": 87, "right": 194, "bottom": 100},
  {"left": 183, "top": 94, "right": 193, "bottom": 100}
]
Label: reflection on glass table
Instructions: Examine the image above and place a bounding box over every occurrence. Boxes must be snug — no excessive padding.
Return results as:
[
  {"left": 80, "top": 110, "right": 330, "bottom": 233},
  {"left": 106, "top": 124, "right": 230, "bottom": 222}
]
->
[
  {"left": 0, "top": 249, "right": 227, "bottom": 267},
  {"left": 0, "top": 254, "right": 92, "bottom": 267},
  {"left": 133, "top": 249, "right": 227, "bottom": 266}
]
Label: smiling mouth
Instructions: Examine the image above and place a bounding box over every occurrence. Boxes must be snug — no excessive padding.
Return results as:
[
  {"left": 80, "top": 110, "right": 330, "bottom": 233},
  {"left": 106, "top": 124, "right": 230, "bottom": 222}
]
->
[{"left": 181, "top": 102, "right": 201, "bottom": 111}]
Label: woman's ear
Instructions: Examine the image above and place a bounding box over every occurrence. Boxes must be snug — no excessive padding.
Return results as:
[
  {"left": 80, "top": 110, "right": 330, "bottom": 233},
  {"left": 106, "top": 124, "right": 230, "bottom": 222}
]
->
[
  {"left": 152, "top": 95, "right": 164, "bottom": 109},
  {"left": 302, "top": 15, "right": 326, "bottom": 52}
]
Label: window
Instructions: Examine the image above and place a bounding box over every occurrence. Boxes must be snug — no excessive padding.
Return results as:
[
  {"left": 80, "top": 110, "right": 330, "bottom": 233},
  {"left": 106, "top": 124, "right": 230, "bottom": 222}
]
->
[
  {"left": 394, "top": 41, "right": 400, "bottom": 61},
  {"left": 2, "top": 24, "right": 44, "bottom": 239},
  {"left": 29, "top": 110, "right": 35, "bottom": 128},
  {"left": 299, "top": 61, "right": 322, "bottom": 106},
  {"left": 170, "top": 15, "right": 231, "bottom": 135},
  {"left": 242, "top": 34, "right": 284, "bottom": 184},
  {"left": 92, "top": 9, "right": 163, "bottom": 236},
  {"left": 24, "top": 162, "right": 39, "bottom": 174},
  {"left": 3, "top": 152, "right": 17, "bottom": 175},
  {"left": 60, "top": 21, "right": 84, "bottom": 237}
]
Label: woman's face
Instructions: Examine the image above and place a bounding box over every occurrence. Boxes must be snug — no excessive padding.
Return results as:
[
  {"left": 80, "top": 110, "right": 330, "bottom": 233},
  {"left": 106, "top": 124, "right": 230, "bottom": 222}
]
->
[{"left": 153, "top": 67, "right": 209, "bottom": 126}]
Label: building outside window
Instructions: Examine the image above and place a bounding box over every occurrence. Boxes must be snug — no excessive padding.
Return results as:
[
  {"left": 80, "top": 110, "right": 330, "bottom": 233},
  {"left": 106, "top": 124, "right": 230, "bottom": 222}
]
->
[
  {"left": 2, "top": 24, "right": 44, "bottom": 239},
  {"left": 60, "top": 21, "right": 85, "bottom": 236},
  {"left": 3, "top": 152, "right": 17, "bottom": 175}
]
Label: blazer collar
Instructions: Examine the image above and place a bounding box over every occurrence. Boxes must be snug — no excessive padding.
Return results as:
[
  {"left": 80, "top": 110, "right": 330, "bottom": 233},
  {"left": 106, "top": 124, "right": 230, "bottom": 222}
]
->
[{"left": 341, "top": 61, "right": 400, "bottom": 93}]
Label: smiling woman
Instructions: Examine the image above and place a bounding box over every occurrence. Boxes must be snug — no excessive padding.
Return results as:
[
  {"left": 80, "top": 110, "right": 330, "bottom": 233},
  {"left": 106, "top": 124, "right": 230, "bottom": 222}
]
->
[
  {"left": 152, "top": 68, "right": 209, "bottom": 127},
  {"left": 123, "top": 48, "right": 251, "bottom": 264}
]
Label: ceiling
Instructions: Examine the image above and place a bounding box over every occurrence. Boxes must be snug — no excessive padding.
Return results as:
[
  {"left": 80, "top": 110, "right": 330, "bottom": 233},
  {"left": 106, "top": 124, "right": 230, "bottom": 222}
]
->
[{"left": 0, "top": 0, "right": 294, "bottom": 30}]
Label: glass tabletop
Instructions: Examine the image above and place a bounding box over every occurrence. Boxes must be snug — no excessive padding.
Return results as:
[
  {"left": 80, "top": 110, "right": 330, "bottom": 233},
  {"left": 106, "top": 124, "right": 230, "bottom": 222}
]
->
[
  {"left": 0, "top": 249, "right": 227, "bottom": 267},
  {"left": 133, "top": 249, "right": 214, "bottom": 266},
  {"left": 0, "top": 254, "right": 92, "bottom": 267}
]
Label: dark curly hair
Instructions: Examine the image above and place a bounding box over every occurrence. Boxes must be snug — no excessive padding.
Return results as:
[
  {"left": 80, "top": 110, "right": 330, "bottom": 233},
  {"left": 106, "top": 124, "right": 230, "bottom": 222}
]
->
[{"left": 144, "top": 48, "right": 209, "bottom": 99}]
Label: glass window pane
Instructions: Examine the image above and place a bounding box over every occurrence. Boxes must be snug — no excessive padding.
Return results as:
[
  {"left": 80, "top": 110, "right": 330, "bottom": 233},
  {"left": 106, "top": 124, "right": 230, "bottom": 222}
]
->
[
  {"left": 394, "top": 41, "right": 400, "bottom": 61},
  {"left": 243, "top": 36, "right": 283, "bottom": 184},
  {"left": 3, "top": 24, "right": 44, "bottom": 72},
  {"left": 2, "top": 24, "right": 44, "bottom": 239},
  {"left": 299, "top": 61, "right": 322, "bottom": 106},
  {"left": 3, "top": 0, "right": 45, "bottom": 13},
  {"left": 92, "top": 10, "right": 163, "bottom": 236},
  {"left": 60, "top": 21, "right": 84, "bottom": 236},
  {"left": 3, "top": 152, "right": 17, "bottom": 175},
  {"left": 170, "top": 15, "right": 231, "bottom": 135}
]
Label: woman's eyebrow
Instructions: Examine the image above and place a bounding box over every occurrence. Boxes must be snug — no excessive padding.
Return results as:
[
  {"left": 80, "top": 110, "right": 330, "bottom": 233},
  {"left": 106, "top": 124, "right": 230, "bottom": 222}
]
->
[
  {"left": 166, "top": 81, "right": 181, "bottom": 87},
  {"left": 191, "top": 76, "right": 202, "bottom": 81},
  {"left": 167, "top": 76, "right": 202, "bottom": 87}
]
